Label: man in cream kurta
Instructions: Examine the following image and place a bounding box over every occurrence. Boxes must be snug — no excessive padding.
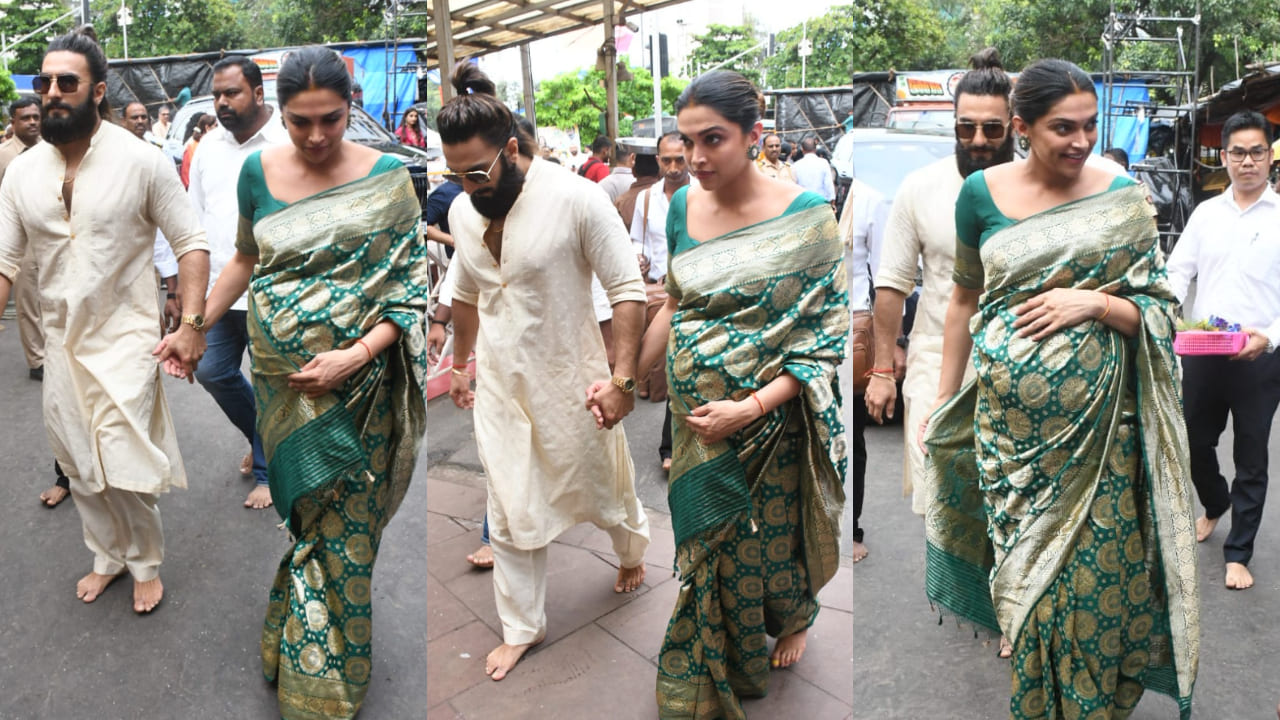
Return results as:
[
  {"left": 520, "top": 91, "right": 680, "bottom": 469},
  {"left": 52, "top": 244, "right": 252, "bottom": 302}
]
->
[
  {"left": 448, "top": 154, "right": 650, "bottom": 679},
  {"left": 0, "top": 36, "right": 209, "bottom": 614}
]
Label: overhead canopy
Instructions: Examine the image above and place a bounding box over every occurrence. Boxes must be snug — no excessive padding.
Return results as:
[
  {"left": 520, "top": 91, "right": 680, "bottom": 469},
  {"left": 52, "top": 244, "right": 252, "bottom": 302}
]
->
[{"left": 424, "top": 0, "right": 693, "bottom": 69}]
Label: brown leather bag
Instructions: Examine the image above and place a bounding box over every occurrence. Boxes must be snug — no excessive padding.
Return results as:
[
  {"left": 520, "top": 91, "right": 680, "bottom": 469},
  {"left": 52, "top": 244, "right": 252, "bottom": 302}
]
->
[{"left": 848, "top": 310, "right": 874, "bottom": 395}]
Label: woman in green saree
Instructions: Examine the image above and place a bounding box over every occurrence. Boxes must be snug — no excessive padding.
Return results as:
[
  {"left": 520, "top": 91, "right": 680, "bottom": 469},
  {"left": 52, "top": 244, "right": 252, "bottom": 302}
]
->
[
  {"left": 172, "top": 47, "right": 428, "bottom": 719},
  {"left": 633, "top": 71, "right": 849, "bottom": 720},
  {"left": 923, "top": 59, "right": 1199, "bottom": 719}
]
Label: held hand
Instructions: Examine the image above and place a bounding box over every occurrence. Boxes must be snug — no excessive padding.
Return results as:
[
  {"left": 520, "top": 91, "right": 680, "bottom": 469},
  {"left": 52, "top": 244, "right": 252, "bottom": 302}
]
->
[
  {"left": 586, "top": 382, "right": 635, "bottom": 429},
  {"left": 584, "top": 381, "right": 609, "bottom": 429},
  {"left": 450, "top": 370, "right": 475, "bottom": 409},
  {"left": 153, "top": 334, "right": 195, "bottom": 382},
  {"left": 1231, "top": 328, "right": 1271, "bottom": 362},
  {"left": 287, "top": 347, "right": 365, "bottom": 399},
  {"left": 1013, "top": 289, "right": 1108, "bottom": 341},
  {"left": 685, "top": 399, "right": 757, "bottom": 445},
  {"left": 864, "top": 375, "right": 897, "bottom": 424},
  {"left": 155, "top": 326, "right": 206, "bottom": 383}
]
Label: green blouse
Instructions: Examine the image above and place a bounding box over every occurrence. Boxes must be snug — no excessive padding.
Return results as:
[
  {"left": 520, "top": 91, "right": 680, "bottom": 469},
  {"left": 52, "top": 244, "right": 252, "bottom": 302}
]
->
[
  {"left": 953, "top": 169, "right": 1134, "bottom": 290},
  {"left": 665, "top": 186, "right": 830, "bottom": 258}
]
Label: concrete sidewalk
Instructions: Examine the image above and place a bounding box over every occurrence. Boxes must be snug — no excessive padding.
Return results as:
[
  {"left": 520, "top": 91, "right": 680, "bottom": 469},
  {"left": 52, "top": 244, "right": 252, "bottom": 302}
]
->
[{"left": 425, "top": 463, "right": 854, "bottom": 720}]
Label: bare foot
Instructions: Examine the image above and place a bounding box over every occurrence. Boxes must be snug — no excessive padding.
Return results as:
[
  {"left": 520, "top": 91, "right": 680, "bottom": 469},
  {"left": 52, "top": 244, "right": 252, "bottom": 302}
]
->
[
  {"left": 239, "top": 452, "right": 253, "bottom": 476},
  {"left": 662, "top": 457, "right": 672, "bottom": 472},
  {"left": 40, "top": 485, "right": 70, "bottom": 508},
  {"left": 615, "top": 563, "right": 645, "bottom": 593},
  {"left": 134, "top": 577, "right": 164, "bottom": 613},
  {"left": 998, "top": 636, "right": 1013, "bottom": 659},
  {"left": 76, "top": 571, "right": 122, "bottom": 603},
  {"left": 244, "top": 485, "right": 273, "bottom": 509},
  {"left": 770, "top": 628, "right": 808, "bottom": 668},
  {"left": 851, "top": 540, "right": 868, "bottom": 563},
  {"left": 1195, "top": 515, "right": 1219, "bottom": 542},
  {"left": 467, "top": 545, "right": 494, "bottom": 569},
  {"left": 486, "top": 637, "right": 542, "bottom": 681},
  {"left": 1225, "top": 562, "right": 1254, "bottom": 590}
]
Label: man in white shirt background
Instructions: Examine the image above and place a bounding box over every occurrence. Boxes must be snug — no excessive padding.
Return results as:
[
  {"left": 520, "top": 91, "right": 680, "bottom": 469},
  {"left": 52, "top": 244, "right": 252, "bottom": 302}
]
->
[
  {"left": 1166, "top": 110, "right": 1280, "bottom": 591},
  {"left": 791, "top": 136, "right": 835, "bottom": 205},
  {"left": 186, "top": 56, "right": 288, "bottom": 510}
]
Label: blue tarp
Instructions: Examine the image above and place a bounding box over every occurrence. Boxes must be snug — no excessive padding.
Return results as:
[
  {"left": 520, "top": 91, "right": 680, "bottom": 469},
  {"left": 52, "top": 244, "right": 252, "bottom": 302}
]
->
[
  {"left": 342, "top": 46, "right": 417, "bottom": 132},
  {"left": 1094, "top": 81, "right": 1150, "bottom": 162},
  {"left": 12, "top": 75, "right": 34, "bottom": 93}
]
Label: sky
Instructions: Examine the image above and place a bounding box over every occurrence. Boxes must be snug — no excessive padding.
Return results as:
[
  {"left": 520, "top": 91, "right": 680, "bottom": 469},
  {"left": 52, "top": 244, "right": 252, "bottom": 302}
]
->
[{"left": 477, "top": 0, "right": 845, "bottom": 84}]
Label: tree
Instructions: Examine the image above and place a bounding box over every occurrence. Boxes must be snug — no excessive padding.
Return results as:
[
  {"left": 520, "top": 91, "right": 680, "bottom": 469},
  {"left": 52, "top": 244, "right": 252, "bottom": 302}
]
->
[
  {"left": 687, "top": 23, "right": 765, "bottom": 86},
  {"left": 764, "top": 2, "right": 949, "bottom": 89},
  {"left": 92, "top": 0, "right": 243, "bottom": 59},
  {"left": 534, "top": 66, "right": 687, "bottom": 144},
  {"left": 235, "top": 0, "right": 394, "bottom": 47},
  {"left": 0, "top": 0, "right": 79, "bottom": 74}
]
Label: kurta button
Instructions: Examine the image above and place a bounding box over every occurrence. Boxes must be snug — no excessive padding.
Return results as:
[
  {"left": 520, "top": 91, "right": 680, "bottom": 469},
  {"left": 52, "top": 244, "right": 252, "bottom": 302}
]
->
[{"left": 501, "top": 282, "right": 507, "bottom": 288}]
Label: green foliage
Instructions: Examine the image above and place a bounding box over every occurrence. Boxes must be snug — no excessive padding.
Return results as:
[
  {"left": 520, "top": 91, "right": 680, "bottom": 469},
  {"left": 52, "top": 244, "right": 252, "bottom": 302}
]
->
[
  {"left": 92, "top": 0, "right": 243, "bottom": 59},
  {"left": 534, "top": 66, "right": 687, "bottom": 144},
  {"left": 687, "top": 23, "right": 765, "bottom": 86},
  {"left": 764, "top": 2, "right": 949, "bottom": 88},
  {"left": 0, "top": 68, "right": 17, "bottom": 109},
  {"left": 0, "top": 0, "right": 78, "bottom": 74},
  {"left": 235, "top": 0, "right": 394, "bottom": 47}
]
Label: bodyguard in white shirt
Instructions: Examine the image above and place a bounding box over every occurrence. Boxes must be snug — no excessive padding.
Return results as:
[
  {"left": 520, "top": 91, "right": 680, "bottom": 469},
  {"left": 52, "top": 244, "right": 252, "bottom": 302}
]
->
[
  {"left": 1165, "top": 110, "right": 1280, "bottom": 591},
  {"left": 791, "top": 136, "right": 835, "bottom": 202},
  {"left": 187, "top": 56, "right": 289, "bottom": 510}
]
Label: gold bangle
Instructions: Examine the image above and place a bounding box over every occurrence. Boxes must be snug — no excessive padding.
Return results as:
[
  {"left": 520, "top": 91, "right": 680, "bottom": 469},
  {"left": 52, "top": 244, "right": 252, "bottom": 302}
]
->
[
  {"left": 1097, "top": 293, "right": 1112, "bottom": 322},
  {"left": 450, "top": 367, "right": 469, "bottom": 378},
  {"left": 869, "top": 372, "right": 896, "bottom": 381}
]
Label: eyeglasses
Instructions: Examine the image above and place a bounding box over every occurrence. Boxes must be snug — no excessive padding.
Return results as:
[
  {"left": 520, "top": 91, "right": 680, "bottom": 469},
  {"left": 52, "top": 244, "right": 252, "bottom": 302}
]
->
[
  {"left": 32, "top": 73, "right": 84, "bottom": 95},
  {"left": 1225, "top": 146, "right": 1270, "bottom": 164},
  {"left": 955, "top": 121, "right": 1008, "bottom": 141},
  {"left": 432, "top": 151, "right": 503, "bottom": 184}
]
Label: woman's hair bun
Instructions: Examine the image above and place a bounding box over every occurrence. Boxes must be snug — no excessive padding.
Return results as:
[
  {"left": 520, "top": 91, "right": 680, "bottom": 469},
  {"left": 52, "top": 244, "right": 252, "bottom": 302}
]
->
[{"left": 452, "top": 62, "right": 497, "bottom": 97}]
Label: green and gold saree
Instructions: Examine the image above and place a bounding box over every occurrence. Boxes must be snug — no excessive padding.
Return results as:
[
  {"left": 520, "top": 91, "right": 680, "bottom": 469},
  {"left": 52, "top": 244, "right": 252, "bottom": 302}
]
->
[
  {"left": 925, "top": 184, "right": 1199, "bottom": 719},
  {"left": 655, "top": 203, "right": 849, "bottom": 720},
  {"left": 241, "top": 163, "right": 429, "bottom": 720}
]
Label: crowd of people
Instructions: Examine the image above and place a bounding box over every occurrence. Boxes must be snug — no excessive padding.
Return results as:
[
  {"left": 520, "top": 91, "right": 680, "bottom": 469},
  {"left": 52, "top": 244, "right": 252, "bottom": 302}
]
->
[{"left": 2, "top": 18, "right": 1278, "bottom": 720}]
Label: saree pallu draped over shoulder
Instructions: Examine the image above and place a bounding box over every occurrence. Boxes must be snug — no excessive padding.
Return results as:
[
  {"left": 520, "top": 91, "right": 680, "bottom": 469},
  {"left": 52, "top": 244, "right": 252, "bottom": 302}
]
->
[
  {"left": 245, "top": 166, "right": 429, "bottom": 720},
  {"left": 655, "top": 204, "right": 849, "bottom": 720},
  {"left": 924, "top": 185, "right": 1199, "bottom": 719}
]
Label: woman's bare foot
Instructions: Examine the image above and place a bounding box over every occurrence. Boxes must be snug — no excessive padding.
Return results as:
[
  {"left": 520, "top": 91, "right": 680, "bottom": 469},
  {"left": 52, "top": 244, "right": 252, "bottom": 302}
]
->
[
  {"left": 239, "top": 452, "right": 253, "bottom": 476},
  {"left": 40, "top": 485, "right": 70, "bottom": 507},
  {"left": 771, "top": 629, "right": 808, "bottom": 668},
  {"left": 615, "top": 563, "right": 645, "bottom": 593},
  {"left": 998, "top": 636, "right": 1013, "bottom": 658},
  {"left": 851, "top": 541, "right": 868, "bottom": 563},
  {"left": 1225, "top": 562, "right": 1254, "bottom": 590},
  {"left": 244, "top": 485, "right": 273, "bottom": 509},
  {"left": 133, "top": 577, "right": 164, "bottom": 613},
  {"left": 661, "top": 457, "right": 672, "bottom": 472},
  {"left": 467, "top": 545, "right": 494, "bottom": 569},
  {"left": 76, "top": 571, "right": 122, "bottom": 603},
  {"left": 1195, "top": 515, "right": 1219, "bottom": 542},
  {"left": 486, "top": 637, "right": 542, "bottom": 681}
]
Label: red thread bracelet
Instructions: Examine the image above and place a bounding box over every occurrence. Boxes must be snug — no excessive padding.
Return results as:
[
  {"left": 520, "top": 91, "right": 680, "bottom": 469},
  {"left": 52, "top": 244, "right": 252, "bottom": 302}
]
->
[
  {"left": 356, "top": 338, "right": 373, "bottom": 360},
  {"left": 750, "top": 391, "right": 766, "bottom": 415}
]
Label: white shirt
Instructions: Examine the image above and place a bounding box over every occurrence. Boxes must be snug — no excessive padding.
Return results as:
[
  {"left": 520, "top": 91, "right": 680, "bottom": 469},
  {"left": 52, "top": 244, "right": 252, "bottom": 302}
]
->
[
  {"left": 837, "top": 178, "right": 889, "bottom": 311},
  {"left": 187, "top": 114, "right": 289, "bottom": 311},
  {"left": 598, "top": 167, "right": 634, "bottom": 203},
  {"left": 1166, "top": 186, "right": 1280, "bottom": 344},
  {"left": 792, "top": 153, "right": 835, "bottom": 201},
  {"left": 630, "top": 184, "right": 675, "bottom": 280}
]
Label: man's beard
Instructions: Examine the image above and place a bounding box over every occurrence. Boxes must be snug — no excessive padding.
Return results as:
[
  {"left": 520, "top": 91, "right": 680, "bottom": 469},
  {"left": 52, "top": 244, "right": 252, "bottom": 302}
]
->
[
  {"left": 470, "top": 155, "right": 525, "bottom": 219},
  {"left": 218, "top": 106, "right": 250, "bottom": 133},
  {"left": 41, "top": 95, "right": 98, "bottom": 145},
  {"left": 955, "top": 133, "right": 1015, "bottom": 178}
]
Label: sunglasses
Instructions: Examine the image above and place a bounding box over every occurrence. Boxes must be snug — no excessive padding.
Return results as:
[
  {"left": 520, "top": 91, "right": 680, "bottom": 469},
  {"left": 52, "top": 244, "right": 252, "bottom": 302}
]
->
[
  {"left": 431, "top": 151, "right": 503, "bottom": 184},
  {"left": 955, "top": 121, "right": 1008, "bottom": 141},
  {"left": 32, "top": 73, "right": 84, "bottom": 95}
]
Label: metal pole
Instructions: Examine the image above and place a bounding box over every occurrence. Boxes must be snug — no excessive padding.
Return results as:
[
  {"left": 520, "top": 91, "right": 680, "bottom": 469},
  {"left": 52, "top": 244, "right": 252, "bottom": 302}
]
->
[
  {"left": 651, "top": 19, "right": 661, "bottom": 139},
  {"left": 81, "top": 0, "right": 90, "bottom": 26},
  {"left": 2, "top": 33, "right": 7, "bottom": 73},
  {"left": 801, "top": 20, "right": 807, "bottom": 89},
  {"left": 433, "top": 0, "right": 455, "bottom": 102},
  {"left": 603, "top": 0, "right": 618, "bottom": 140},
  {"left": 122, "top": 22, "right": 128, "bottom": 60},
  {"left": 520, "top": 42, "right": 537, "bottom": 131}
]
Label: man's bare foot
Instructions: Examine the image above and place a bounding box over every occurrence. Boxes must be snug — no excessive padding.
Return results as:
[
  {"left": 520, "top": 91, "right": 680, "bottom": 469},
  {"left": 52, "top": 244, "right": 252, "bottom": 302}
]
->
[
  {"left": 467, "top": 545, "right": 494, "bottom": 569},
  {"left": 239, "top": 452, "right": 253, "bottom": 476},
  {"left": 998, "top": 636, "right": 1013, "bottom": 659},
  {"left": 76, "top": 571, "right": 122, "bottom": 603},
  {"left": 1195, "top": 515, "right": 1219, "bottom": 542},
  {"left": 661, "top": 457, "right": 672, "bottom": 472},
  {"left": 134, "top": 577, "right": 164, "bottom": 613},
  {"left": 486, "top": 638, "right": 542, "bottom": 681},
  {"left": 615, "top": 563, "right": 645, "bottom": 593},
  {"left": 1226, "top": 562, "right": 1254, "bottom": 590},
  {"left": 851, "top": 541, "right": 868, "bottom": 563},
  {"left": 40, "top": 485, "right": 70, "bottom": 507},
  {"left": 244, "top": 485, "right": 273, "bottom": 509},
  {"left": 770, "top": 628, "right": 808, "bottom": 668}
]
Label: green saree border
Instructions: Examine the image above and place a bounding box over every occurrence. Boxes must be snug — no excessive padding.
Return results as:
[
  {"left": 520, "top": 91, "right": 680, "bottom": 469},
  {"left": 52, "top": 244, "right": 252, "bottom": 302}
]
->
[{"left": 267, "top": 401, "right": 367, "bottom": 536}]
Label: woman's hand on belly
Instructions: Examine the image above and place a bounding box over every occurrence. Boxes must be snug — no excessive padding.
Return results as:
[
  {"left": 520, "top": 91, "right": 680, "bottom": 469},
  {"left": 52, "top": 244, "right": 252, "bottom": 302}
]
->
[
  {"left": 1012, "top": 288, "right": 1108, "bottom": 341},
  {"left": 685, "top": 399, "right": 758, "bottom": 445},
  {"left": 287, "top": 346, "right": 366, "bottom": 399}
]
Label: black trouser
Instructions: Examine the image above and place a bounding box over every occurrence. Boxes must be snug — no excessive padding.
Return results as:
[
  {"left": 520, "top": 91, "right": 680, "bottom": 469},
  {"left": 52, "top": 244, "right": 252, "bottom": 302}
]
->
[
  {"left": 1182, "top": 353, "right": 1280, "bottom": 565},
  {"left": 658, "top": 404, "right": 672, "bottom": 461},
  {"left": 54, "top": 461, "right": 69, "bottom": 490},
  {"left": 849, "top": 393, "right": 867, "bottom": 543}
]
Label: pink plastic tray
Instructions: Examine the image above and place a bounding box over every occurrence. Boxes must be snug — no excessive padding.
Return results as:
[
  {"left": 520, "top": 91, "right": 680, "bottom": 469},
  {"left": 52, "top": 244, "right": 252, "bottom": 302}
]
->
[{"left": 1173, "top": 331, "right": 1247, "bottom": 356}]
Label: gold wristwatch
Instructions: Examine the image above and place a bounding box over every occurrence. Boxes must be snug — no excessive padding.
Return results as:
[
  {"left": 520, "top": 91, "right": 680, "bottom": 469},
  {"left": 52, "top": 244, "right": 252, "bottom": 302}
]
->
[
  {"left": 611, "top": 376, "right": 636, "bottom": 393},
  {"left": 181, "top": 313, "right": 206, "bottom": 332}
]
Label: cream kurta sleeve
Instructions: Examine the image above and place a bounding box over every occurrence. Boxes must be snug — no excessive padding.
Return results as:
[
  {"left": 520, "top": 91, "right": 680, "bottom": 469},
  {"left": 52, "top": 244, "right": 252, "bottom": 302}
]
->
[
  {"left": 447, "top": 199, "right": 481, "bottom": 307},
  {"left": 0, "top": 160, "right": 27, "bottom": 281},
  {"left": 146, "top": 148, "right": 207, "bottom": 259},
  {"left": 578, "top": 181, "right": 645, "bottom": 307},
  {"left": 876, "top": 175, "right": 925, "bottom": 296}
]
